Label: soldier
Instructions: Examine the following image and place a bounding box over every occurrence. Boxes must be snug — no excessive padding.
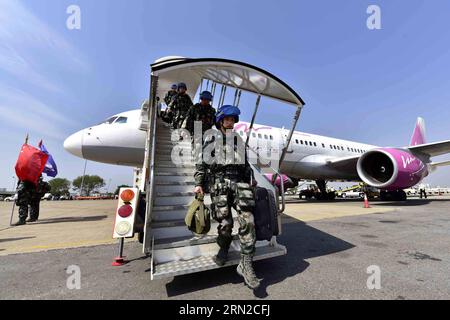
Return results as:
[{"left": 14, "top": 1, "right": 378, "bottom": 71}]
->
[
  {"left": 194, "top": 105, "right": 260, "bottom": 289},
  {"left": 14, "top": 179, "right": 34, "bottom": 226},
  {"left": 167, "top": 82, "right": 193, "bottom": 129},
  {"left": 164, "top": 84, "right": 178, "bottom": 106},
  {"left": 14, "top": 175, "right": 50, "bottom": 226},
  {"left": 29, "top": 175, "right": 51, "bottom": 222},
  {"left": 183, "top": 91, "right": 216, "bottom": 137}
]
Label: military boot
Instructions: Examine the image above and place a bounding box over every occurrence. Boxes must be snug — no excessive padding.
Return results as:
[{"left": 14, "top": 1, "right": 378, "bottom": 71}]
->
[
  {"left": 213, "top": 247, "right": 229, "bottom": 266},
  {"left": 13, "top": 219, "right": 26, "bottom": 226},
  {"left": 236, "top": 254, "right": 260, "bottom": 289}
]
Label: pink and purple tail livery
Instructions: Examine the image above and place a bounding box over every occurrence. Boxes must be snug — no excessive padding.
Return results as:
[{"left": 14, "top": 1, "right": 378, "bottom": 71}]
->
[{"left": 410, "top": 117, "right": 426, "bottom": 146}]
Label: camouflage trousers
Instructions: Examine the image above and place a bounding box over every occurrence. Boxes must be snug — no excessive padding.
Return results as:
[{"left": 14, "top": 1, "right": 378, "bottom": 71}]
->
[
  {"left": 18, "top": 200, "right": 40, "bottom": 221},
  {"left": 211, "top": 178, "right": 256, "bottom": 256}
]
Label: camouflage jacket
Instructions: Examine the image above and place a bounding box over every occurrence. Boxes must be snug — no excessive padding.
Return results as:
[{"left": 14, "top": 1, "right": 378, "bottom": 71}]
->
[
  {"left": 194, "top": 130, "right": 253, "bottom": 187},
  {"left": 16, "top": 180, "right": 35, "bottom": 205},
  {"left": 164, "top": 91, "right": 177, "bottom": 106},
  {"left": 184, "top": 103, "right": 216, "bottom": 135},
  {"left": 168, "top": 93, "right": 193, "bottom": 115}
]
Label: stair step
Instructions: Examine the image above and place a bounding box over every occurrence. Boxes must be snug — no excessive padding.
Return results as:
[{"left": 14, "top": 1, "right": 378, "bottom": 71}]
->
[
  {"left": 155, "top": 167, "right": 195, "bottom": 174},
  {"left": 155, "top": 180, "right": 195, "bottom": 186},
  {"left": 152, "top": 244, "right": 287, "bottom": 280},
  {"left": 153, "top": 184, "right": 196, "bottom": 193},
  {"left": 154, "top": 195, "right": 193, "bottom": 206},
  {"left": 150, "top": 197, "right": 212, "bottom": 221},
  {"left": 155, "top": 160, "right": 195, "bottom": 167},
  {"left": 154, "top": 177, "right": 196, "bottom": 185},
  {"left": 155, "top": 172, "right": 195, "bottom": 177},
  {"left": 153, "top": 234, "right": 237, "bottom": 250},
  {"left": 152, "top": 209, "right": 190, "bottom": 222},
  {"left": 156, "top": 191, "right": 196, "bottom": 197},
  {"left": 153, "top": 204, "right": 190, "bottom": 212}
]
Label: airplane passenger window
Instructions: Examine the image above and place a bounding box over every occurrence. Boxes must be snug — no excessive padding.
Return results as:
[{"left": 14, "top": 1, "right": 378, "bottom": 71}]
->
[
  {"left": 295, "top": 139, "right": 299, "bottom": 144},
  {"left": 309, "top": 142, "right": 313, "bottom": 146},
  {"left": 322, "top": 143, "right": 325, "bottom": 148},
  {"left": 300, "top": 140, "right": 303, "bottom": 145},
  {"left": 252, "top": 133, "right": 256, "bottom": 138},
  {"left": 264, "top": 135, "right": 268, "bottom": 140},
  {"left": 258, "top": 134, "right": 262, "bottom": 139},
  {"left": 114, "top": 117, "right": 128, "bottom": 124},
  {"left": 314, "top": 142, "right": 317, "bottom": 147},
  {"left": 269, "top": 135, "right": 273, "bottom": 140}
]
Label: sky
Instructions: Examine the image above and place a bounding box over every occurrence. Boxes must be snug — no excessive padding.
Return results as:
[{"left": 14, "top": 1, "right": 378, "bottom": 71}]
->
[{"left": 1, "top": 0, "right": 450, "bottom": 192}]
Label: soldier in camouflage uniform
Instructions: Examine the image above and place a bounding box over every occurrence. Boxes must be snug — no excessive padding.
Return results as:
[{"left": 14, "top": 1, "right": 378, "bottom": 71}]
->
[
  {"left": 161, "top": 84, "right": 178, "bottom": 124},
  {"left": 14, "top": 176, "right": 50, "bottom": 225},
  {"left": 167, "top": 82, "right": 193, "bottom": 129},
  {"left": 29, "top": 175, "right": 50, "bottom": 222},
  {"left": 194, "top": 105, "right": 260, "bottom": 289},
  {"left": 164, "top": 84, "right": 178, "bottom": 106},
  {"left": 183, "top": 91, "right": 216, "bottom": 137}
]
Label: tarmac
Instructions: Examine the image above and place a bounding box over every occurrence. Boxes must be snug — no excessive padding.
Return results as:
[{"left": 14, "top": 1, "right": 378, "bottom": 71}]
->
[{"left": 1, "top": 196, "right": 449, "bottom": 299}]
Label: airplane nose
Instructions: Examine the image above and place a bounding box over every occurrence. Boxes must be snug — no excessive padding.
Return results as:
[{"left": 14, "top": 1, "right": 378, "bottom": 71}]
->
[{"left": 64, "top": 131, "right": 83, "bottom": 158}]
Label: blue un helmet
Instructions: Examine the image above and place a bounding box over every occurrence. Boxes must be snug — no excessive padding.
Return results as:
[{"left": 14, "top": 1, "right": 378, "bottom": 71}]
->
[
  {"left": 199, "top": 91, "right": 213, "bottom": 101},
  {"left": 171, "top": 83, "right": 178, "bottom": 90},
  {"left": 177, "top": 82, "right": 187, "bottom": 90},
  {"left": 215, "top": 105, "right": 241, "bottom": 128}
]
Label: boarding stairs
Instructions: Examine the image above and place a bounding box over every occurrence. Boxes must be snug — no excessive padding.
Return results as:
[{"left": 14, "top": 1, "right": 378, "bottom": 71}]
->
[{"left": 145, "top": 118, "right": 286, "bottom": 280}]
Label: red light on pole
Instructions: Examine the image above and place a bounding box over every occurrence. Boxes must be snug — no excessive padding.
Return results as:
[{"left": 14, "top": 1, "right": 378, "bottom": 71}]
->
[{"left": 118, "top": 204, "right": 133, "bottom": 218}]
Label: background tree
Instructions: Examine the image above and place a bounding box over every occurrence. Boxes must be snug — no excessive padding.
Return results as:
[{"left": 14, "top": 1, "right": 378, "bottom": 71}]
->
[
  {"left": 72, "top": 175, "right": 105, "bottom": 196},
  {"left": 48, "top": 178, "right": 71, "bottom": 196},
  {"left": 114, "top": 185, "right": 132, "bottom": 195}
]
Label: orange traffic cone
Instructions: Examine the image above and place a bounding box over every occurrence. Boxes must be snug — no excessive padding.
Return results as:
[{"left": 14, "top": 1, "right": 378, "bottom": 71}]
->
[{"left": 363, "top": 194, "right": 370, "bottom": 208}]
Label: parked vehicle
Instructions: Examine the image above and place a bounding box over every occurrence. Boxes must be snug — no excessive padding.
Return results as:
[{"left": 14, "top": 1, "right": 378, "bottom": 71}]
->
[
  {"left": 403, "top": 188, "right": 418, "bottom": 196},
  {"left": 341, "top": 189, "right": 365, "bottom": 199},
  {"left": 42, "top": 193, "right": 53, "bottom": 201},
  {"left": 4, "top": 194, "right": 18, "bottom": 202}
]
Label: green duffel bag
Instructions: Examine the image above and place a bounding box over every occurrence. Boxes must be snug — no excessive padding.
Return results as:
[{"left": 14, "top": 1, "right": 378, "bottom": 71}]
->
[{"left": 185, "top": 193, "right": 211, "bottom": 235}]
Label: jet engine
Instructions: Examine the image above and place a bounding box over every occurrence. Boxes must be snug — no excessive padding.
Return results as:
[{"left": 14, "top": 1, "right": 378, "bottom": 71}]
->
[{"left": 356, "top": 148, "right": 428, "bottom": 190}]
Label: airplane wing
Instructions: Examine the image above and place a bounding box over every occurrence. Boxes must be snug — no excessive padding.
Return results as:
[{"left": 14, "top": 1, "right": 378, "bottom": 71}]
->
[
  {"left": 430, "top": 160, "right": 450, "bottom": 168},
  {"left": 408, "top": 140, "right": 450, "bottom": 157},
  {"left": 326, "top": 155, "right": 360, "bottom": 172}
]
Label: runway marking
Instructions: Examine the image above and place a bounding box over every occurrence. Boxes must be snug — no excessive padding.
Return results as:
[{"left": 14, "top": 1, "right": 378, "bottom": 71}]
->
[{"left": 0, "top": 238, "right": 137, "bottom": 256}]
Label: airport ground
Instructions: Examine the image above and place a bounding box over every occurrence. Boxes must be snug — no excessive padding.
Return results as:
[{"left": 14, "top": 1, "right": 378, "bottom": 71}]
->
[{"left": 1, "top": 196, "right": 450, "bottom": 300}]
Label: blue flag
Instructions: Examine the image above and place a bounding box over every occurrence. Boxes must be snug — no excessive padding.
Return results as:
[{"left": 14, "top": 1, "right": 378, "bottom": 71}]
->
[{"left": 39, "top": 141, "right": 58, "bottom": 177}]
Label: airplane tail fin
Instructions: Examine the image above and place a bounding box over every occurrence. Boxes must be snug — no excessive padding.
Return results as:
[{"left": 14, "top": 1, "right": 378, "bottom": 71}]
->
[{"left": 410, "top": 117, "right": 426, "bottom": 146}]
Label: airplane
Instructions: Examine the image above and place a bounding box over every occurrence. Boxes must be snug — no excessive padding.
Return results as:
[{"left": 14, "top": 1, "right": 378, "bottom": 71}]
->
[{"left": 64, "top": 109, "right": 450, "bottom": 201}]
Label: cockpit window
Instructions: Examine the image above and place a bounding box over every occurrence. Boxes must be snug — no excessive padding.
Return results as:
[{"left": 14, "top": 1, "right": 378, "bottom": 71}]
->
[
  {"left": 103, "top": 116, "right": 118, "bottom": 124},
  {"left": 114, "top": 117, "right": 128, "bottom": 124}
]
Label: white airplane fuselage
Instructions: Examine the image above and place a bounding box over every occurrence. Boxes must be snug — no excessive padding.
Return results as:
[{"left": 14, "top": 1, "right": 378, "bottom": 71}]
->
[{"left": 64, "top": 109, "right": 378, "bottom": 182}]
